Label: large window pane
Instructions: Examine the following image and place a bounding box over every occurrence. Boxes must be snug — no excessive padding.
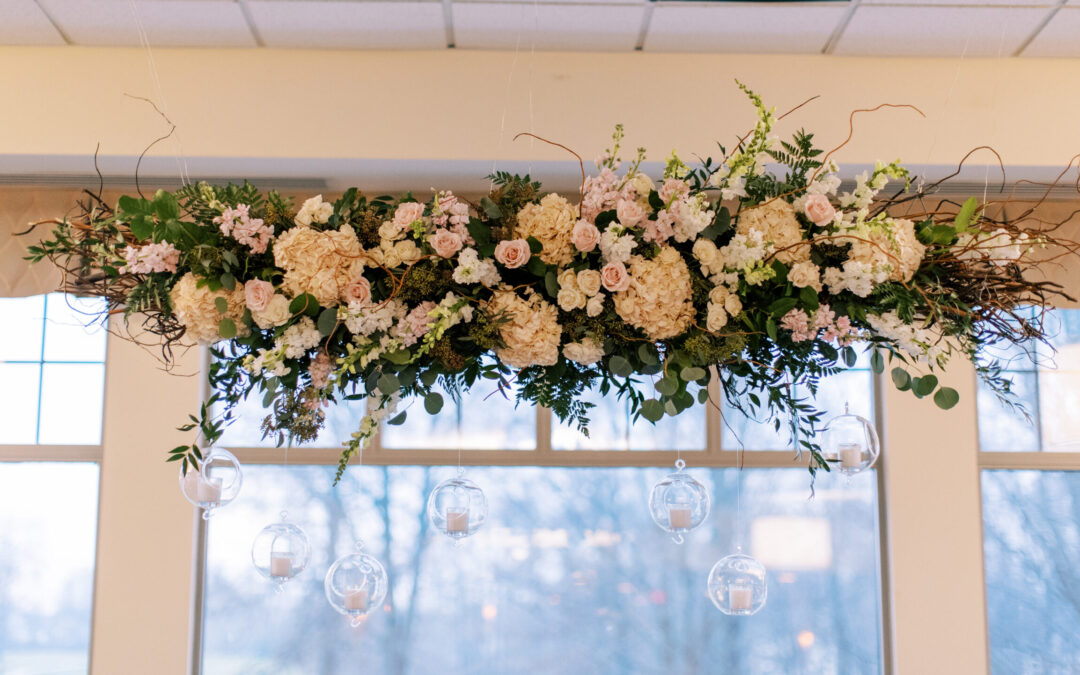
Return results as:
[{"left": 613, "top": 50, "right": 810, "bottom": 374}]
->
[
  {"left": 203, "top": 466, "right": 882, "bottom": 674},
  {"left": 0, "top": 462, "right": 100, "bottom": 673},
  {"left": 0, "top": 294, "right": 107, "bottom": 446},
  {"left": 982, "top": 470, "right": 1080, "bottom": 673},
  {"left": 551, "top": 385, "right": 706, "bottom": 451},
  {"left": 383, "top": 384, "right": 536, "bottom": 451}
]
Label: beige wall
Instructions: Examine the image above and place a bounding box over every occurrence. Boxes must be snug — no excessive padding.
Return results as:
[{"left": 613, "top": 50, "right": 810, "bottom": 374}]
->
[{"left": 2, "top": 47, "right": 1080, "bottom": 171}]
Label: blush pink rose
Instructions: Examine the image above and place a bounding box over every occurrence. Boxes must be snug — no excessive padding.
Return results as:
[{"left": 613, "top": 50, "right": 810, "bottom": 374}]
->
[
  {"left": 803, "top": 194, "right": 837, "bottom": 227},
  {"left": 393, "top": 202, "right": 425, "bottom": 230},
  {"left": 244, "top": 279, "right": 274, "bottom": 312},
  {"left": 616, "top": 199, "right": 646, "bottom": 228},
  {"left": 343, "top": 275, "right": 372, "bottom": 306},
  {"left": 429, "top": 229, "right": 464, "bottom": 258},
  {"left": 571, "top": 219, "right": 601, "bottom": 252},
  {"left": 494, "top": 239, "right": 531, "bottom": 269},
  {"left": 600, "top": 261, "right": 631, "bottom": 293}
]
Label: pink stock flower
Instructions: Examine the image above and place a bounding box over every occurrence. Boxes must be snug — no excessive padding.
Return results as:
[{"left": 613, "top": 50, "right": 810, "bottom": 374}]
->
[
  {"left": 405, "top": 301, "right": 437, "bottom": 338},
  {"left": 494, "top": 239, "right": 531, "bottom": 269},
  {"left": 308, "top": 352, "right": 333, "bottom": 389},
  {"left": 121, "top": 242, "right": 181, "bottom": 274},
  {"left": 643, "top": 211, "right": 675, "bottom": 244},
  {"left": 813, "top": 304, "right": 836, "bottom": 331},
  {"left": 243, "top": 279, "right": 275, "bottom": 312},
  {"left": 429, "top": 229, "right": 464, "bottom": 258},
  {"left": 215, "top": 204, "right": 272, "bottom": 253},
  {"left": 600, "top": 260, "right": 631, "bottom": 293},
  {"left": 571, "top": 220, "right": 601, "bottom": 252},
  {"left": 659, "top": 179, "right": 690, "bottom": 203},
  {"left": 780, "top": 308, "right": 814, "bottom": 342}
]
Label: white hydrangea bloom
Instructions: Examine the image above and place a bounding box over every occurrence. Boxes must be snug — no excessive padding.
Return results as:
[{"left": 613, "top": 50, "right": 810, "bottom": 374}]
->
[
  {"left": 452, "top": 248, "right": 502, "bottom": 286},
  {"left": 599, "top": 226, "right": 637, "bottom": 264}
]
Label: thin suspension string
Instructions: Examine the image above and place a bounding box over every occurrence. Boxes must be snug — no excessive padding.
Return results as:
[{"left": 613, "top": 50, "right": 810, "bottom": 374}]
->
[
  {"left": 127, "top": 0, "right": 191, "bottom": 186},
  {"left": 491, "top": 7, "right": 527, "bottom": 190},
  {"left": 719, "top": 405, "right": 747, "bottom": 551},
  {"left": 527, "top": 0, "right": 538, "bottom": 176},
  {"left": 983, "top": 19, "right": 1008, "bottom": 206},
  {"left": 923, "top": 21, "right": 971, "bottom": 183}
]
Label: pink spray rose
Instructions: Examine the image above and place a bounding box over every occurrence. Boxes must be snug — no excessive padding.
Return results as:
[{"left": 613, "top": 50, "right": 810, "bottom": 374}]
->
[
  {"left": 243, "top": 279, "right": 275, "bottom": 312},
  {"left": 571, "top": 219, "right": 601, "bottom": 252},
  {"left": 803, "top": 194, "right": 837, "bottom": 227},
  {"left": 429, "top": 229, "right": 464, "bottom": 258},
  {"left": 343, "top": 275, "right": 372, "bottom": 306},
  {"left": 494, "top": 239, "right": 531, "bottom": 269},
  {"left": 615, "top": 199, "right": 646, "bottom": 228},
  {"left": 600, "top": 260, "right": 631, "bottom": 293}
]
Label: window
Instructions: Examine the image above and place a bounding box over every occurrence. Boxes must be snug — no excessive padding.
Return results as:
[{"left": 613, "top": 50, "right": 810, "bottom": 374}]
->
[
  {"left": 977, "top": 309, "right": 1080, "bottom": 453},
  {"left": 0, "top": 293, "right": 107, "bottom": 445},
  {"left": 202, "top": 465, "right": 882, "bottom": 674},
  {"left": 0, "top": 293, "right": 106, "bottom": 674},
  {"left": 981, "top": 471, "right": 1080, "bottom": 673},
  {"left": 202, "top": 348, "right": 883, "bottom": 673}
]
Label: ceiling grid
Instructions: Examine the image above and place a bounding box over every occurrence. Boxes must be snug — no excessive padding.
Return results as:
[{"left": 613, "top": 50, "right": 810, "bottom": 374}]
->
[{"left": 0, "top": 0, "right": 1076, "bottom": 57}]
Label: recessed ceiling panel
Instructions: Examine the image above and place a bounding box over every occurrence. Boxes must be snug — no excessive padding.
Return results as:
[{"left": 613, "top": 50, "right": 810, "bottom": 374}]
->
[
  {"left": 37, "top": 0, "right": 257, "bottom": 47},
  {"left": 453, "top": 2, "right": 645, "bottom": 51},
  {"left": 1022, "top": 8, "right": 1080, "bottom": 57},
  {"left": 249, "top": 0, "right": 445, "bottom": 49},
  {"left": 0, "top": 0, "right": 65, "bottom": 45},
  {"left": 834, "top": 5, "right": 1049, "bottom": 57},
  {"left": 645, "top": 3, "right": 850, "bottom": 53}
]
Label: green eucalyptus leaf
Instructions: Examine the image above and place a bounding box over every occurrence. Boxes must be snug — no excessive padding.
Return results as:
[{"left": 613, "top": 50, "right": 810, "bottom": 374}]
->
[
  {"left": 640, "top": 399, "right": 664, "bottom": 423},
  {"left": 656, "top": 376, "right": 679, "bottom": 397},
  {"left": 915, "top": 374, "right": 938, "bottom": 396},
  {"left": 637, "top": 344, "right": 659, "bottom": 366},
  {"left": 387, "top": 412, "right": 408, "bottom": 426},
  {"left": 680, "top": 366, "right": 707, "bottom": 382},
  {"left": 934, "top": 386, "right": 960, "bottom": 410},
  {"left": 218, "top": 318, "right": 237, "bottom": 339},
  {"left": 609, "top": 355, "right": 633, "bottom": 377},
  {"left": 870, "top": 349, "right": 884, "bottom": 374},
  {"left": 317, "top": 307, "right": 338, "bottom": 336},
  {"left": 526, "top": 236, "right": 543, "bottom": 254},
  {"left": 214, "top": 297, "right": 228, "bottom": 314},
  {"left": 424, "top": 392, "right": 444, "bottom": 415},
  {"left": 891, "top": 367, "right": 911, "bottom": 391},
  {"left": 377, "top": 373, "right": 400, "bottom": 394}
]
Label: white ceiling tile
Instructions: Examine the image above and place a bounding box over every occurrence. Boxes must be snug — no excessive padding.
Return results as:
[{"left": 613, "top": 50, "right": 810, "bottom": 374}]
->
[
  {"left": 453, "top": 2, "right": 645, "bottom": 51},
  {"left": 834, "top": 5, "right": 1049, "bottom": 56},
  {"left": 0, "top": 0, "right": 65, "bottom": 45},
  {"left": 861, "top": 0, "right": 1053, "bottom": 5},
  {"left": 1022, "top": 8, "right": 1080, "bottom": 57},
  {"left": 37, "top": 0, "right": 257, "bottom": 47},
  {"left": 644, "top": 4, "right": 849, "bottom": 54},
  {"left": 249, "top": 1, "right": 445, "bottom": 49}
]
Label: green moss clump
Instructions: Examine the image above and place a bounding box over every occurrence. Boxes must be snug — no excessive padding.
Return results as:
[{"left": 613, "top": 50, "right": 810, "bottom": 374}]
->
[
  {"left": 263, "top": 198, "right": 295, "bottom": 235},
  {"left": 466, "top": 309, "right": 504, "bottom": 352},
  {"left": 352, "top": 206, "right": 384, "bottom": 248},
  {"left": 681, "top": 329, "right": 748, "bottom": 365},
  {"left": 429, "top": 337, "right": 467, "bottom": 372},
  {"left": 397, "top": 260, "right": 454, "bottom": 304}
]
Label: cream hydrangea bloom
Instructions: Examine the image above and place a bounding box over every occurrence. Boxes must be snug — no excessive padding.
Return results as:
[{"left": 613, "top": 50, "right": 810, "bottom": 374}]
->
[
  {"left": 836, "top": 217, "right": 926, "bottom": 283},
  {"left": 563, "top": 338, "right": 605, "bottom": 366},
  {"left": 273, "top": 224, "right": 366, "bottom": 306},
  {"left": 516, "top": 194, "right": 579, "bottom": 266},
  {"left": 170, "top": 272, "right": 248, "bottom": 344},
  {"left": 487, "top": 287, "right": 562, "bottom": 368},
  {"left": 613, "top": 247, "right": 694, "bottom": 340},
  {"left": 737, "top": 199, "right": 808, "bottom": 265}
]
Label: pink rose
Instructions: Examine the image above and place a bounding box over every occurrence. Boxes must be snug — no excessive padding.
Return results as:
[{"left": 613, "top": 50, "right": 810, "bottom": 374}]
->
[
  {"left": 600, "top": 261, "right": 631, "bottom": 293},
  {"left": 244, "top": 279, "right": 274, "bottom": 312},
  {"left": 571, "top": 219, "right": 601, "bottom": 252},
  {"left": 803, "top": 194, "right": 836, "bottom": 227},
  {"left": 495, "top": 239, "right": 531, "bottom": 269},
  {"left": 616, "top": 199, "right": 646, "bottom": 228},
  {"left": 393, "top": 202, "right": 425, "bottom": 230},
  {"left": 429, "top": 229, "right": 464, "bottom": 258},
  {"left": 343, "top": 275, "right": 372, "bottom": 306}
]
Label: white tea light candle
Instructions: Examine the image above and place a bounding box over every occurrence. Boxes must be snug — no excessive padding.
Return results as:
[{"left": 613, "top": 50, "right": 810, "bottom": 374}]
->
[
  {"left": 729, "top": 586, "right": 753, "bottom": 611},
  {"left": 446, "top": 507, "right": 469, "bottom": 534},
  {"left": 344, "top": 588, "right": 369, "bottom": 612},
  {"left": 668, "top": 506, "right": 692, "bottom": 530},
  {"left": 270, "top": 553, "right": 292, "bottom": 578},
  {"left": 839, "top": 442, "right": 862, "bottom": 469},
  {"left": 197, "top": 476, "right": 223, "bottom": 503}
]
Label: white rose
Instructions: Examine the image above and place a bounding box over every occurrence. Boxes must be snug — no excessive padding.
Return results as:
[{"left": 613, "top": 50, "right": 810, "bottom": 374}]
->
[
  {"left": 379, "top": 220, "right": 404, "bottom": 242},
  {"left": 706, "top": 303, "right": 729, "bottom": 332},
  {"left": 586, "top": 293, "right": 605, "bottom": 317},
  {"left": 788, "top": 261, "right": 823, "bottom": 293},
  {"left": 557, "top": 286, "right": 587, "bottom": 312},
  {"left": 253, "top": 294, "right": 291, "bottom": 329},
  {"left": 577, "top": 269, "right": 602, "bottom": 296},
  {"left": 724, "top": 294, "right": 742, "bottom": 317},
  {"left": 558, "top": 268, "right": 579, "bottom": 291}
]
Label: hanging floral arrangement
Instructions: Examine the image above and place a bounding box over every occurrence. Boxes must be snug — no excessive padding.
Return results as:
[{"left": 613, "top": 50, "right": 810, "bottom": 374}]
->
[{"left": 25, "top": 85, "right": 1075, "bottom": 483}]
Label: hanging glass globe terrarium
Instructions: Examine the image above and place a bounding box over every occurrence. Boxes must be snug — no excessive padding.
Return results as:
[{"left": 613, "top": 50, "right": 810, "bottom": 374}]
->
[
  {"left": 251, "top": 511, "right": 311, "bottom": 591},
  {"left": 707, "top": 550, "right": 767, "bottom": 616},
  {"left": 427, "top": 470, "right": 487, "bottom": 540},
  {"left": 822, "top": 402, "right": 880, "bottom": 477},
  {"left": 178, "top": 448, "right": 243, "bottom": 518},
  {"left": 325, "top": 541, "right": 389, "bottom": 626},
  {"left": 648, "top": 459, "right": 710, "bottom": 543}
]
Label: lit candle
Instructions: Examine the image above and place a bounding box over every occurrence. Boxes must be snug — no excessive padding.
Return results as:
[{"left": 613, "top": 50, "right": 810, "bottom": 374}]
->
[
  {"left": 197, "top": 476, "right": 223, "bottom": 504},
  {"left": 668, "top": 505, "right": 692, "bottom": 530},
  {"left": 344, "top": 587, "right": 369, "bottom": 612},
  {"left": 270, "top": 553, "right": 292, "bottom": 578},
  {"left": 446, "top": 507, "right": 469, "bottom": 534},
  {"left": 729, "top": 586, "right": 753, "bottom": 611},
  {"left": 182, "top": 471, "right": 201, "bottom": 500},
  {"left": 839, "top": 442, "right": 863, "bottom": 469}
]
